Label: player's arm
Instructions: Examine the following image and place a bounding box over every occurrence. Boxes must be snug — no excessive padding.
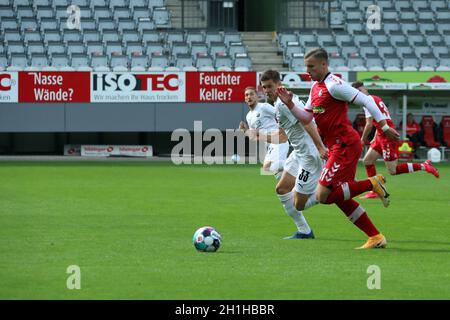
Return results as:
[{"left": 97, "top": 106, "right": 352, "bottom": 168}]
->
[
  {"left": 329, "top": 82, "right": 400, "bottom": 141},
  {"left": 303, "top": 121, "right": 328, "bottom": 160},
  {"left": 361, "top": 107, "right": 374, "bottom": 145},
  {"left": 361, "top": 117, "right": 374, "bottom": 146},
  {"left": 276, "top": 87, "right": 313, "bottom": 125},
  {"left": 245, "top": 128, "right": 288, "bottom": 144},
  {"left": 239, "top": 121, "right": 249, "bottom": 131}
]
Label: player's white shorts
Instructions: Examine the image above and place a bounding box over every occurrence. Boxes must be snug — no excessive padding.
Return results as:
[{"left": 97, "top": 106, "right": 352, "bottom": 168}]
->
[
  {"left": 264, "top": 142, "right": 289, "bottom": 168},
  {"left": 284, "top": 152, "right": 323, "bottom": 195}
]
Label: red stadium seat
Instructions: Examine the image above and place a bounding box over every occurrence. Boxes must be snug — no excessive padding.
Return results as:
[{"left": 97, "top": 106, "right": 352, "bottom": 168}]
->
[
  {"left": 420, "top": 115, "right": 440, "bottom": 148},
  {"left": 353, "top": 113, "right": 366, "bottom": 137},
  {"left": 441, "top": 116, "right": 450, "bottom": 147}
]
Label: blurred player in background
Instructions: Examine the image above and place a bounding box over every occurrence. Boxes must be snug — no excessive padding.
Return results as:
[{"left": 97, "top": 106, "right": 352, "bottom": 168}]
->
[
  {"left": 240, "top": 87, "right": 289, "bottom": 179},
  {"left": 281, "top": 48, "right": 401, "bottom": 249},
  {"left": 244, "top": 71, "right": 327, "bottom": 239},
  {"left": 352, "top": 81, "right": 439, "bottom": 199}
]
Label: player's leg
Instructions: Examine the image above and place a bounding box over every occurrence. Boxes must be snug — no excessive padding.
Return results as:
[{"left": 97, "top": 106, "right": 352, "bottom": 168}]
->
[
  {"left": 293, "top": 159, "right": 322, "bottom": 211},
  {"left": 393, "top": 160, "right": 439, "bottom": 178},
  {"left": 276, "top": 154, "right": 313, "bottom": 238},
  {"left": 264, "top": 143, "right": 285, "bottom": 181},
  {"left": 363, "top": 147, "right": 381, "bottom": 177},
  {"left": 336, "top": 199, "right": 387, "bottom": 249},
  {"left": 317, "top": 142, "right": 390, "bottom": 207},
  {"left": 382, "top": 140, "right": 439, "bottom": 177},
  {"left": 361, "top": 147, "right": 382, "bottom": 199}
]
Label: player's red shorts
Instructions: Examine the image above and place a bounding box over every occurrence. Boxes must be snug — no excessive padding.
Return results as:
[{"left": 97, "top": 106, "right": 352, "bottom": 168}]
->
[
  {"left": 319, "top": 141, "right": 362, "bottom": 188},
  {"left": 370, "top": 134, "right": 399, "bottom": 161}
]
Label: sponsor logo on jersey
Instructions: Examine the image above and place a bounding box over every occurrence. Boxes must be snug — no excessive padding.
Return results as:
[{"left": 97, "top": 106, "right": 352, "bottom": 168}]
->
[
  {"left": 312, "top": 106, "right": 325, "bottom": 114},
  {"left": 318, "top": 89, "right": 323, "bottom": 97}
]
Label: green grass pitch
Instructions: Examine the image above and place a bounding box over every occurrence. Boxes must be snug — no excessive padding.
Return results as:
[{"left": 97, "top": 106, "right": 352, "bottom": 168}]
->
[{"left": 0, "top": 161, "right": 449, "bottom": 299}]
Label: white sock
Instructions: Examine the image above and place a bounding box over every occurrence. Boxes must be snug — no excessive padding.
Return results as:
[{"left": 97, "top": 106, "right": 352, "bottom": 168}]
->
[
  {"left": 277, "top": 191, "right": 312, "bottom": 234},
  {"left": 304, "top": 192, "right": 319, "bottom": 210},
  {"left": 274, "top": 171, "right": 283, "bottom": 182}
]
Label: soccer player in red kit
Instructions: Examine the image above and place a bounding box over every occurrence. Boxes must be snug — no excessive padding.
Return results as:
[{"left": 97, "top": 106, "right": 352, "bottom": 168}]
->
[
  {"left": 277, "top": 48, "right": 400, "bottom": 249},
  {"left": 352, "top": 81, "right": 439, "bottom": 199}
]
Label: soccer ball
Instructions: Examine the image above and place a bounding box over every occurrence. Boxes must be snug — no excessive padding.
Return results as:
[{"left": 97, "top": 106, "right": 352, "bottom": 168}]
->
[{"left": 193, "top": 226, "right": 221, "bottom": 252}]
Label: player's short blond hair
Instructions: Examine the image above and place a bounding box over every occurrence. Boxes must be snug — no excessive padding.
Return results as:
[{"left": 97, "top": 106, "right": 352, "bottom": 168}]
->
[
  {"left": 244, "top": 86, "right": 257, "bottom": 93},
  {"left": 304, "top": 48, "right": 329, "bottom": 61}
]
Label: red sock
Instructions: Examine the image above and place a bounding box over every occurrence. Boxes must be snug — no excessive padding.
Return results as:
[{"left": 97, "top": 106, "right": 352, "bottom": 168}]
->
[
  {"left": 325, "top": 180, "right": 373, "bottom": 204},
  {"left": 395, "top": 163, "right": 422, "bottom": 175},
  {"left": 365, "top": 165, "right": 376, "bottom": 177},
  {"left": 336, "top": 200, "right": 380, "bottom": 237}
]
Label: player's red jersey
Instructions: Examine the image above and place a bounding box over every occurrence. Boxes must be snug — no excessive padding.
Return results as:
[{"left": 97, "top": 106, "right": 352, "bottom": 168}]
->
[
  {"left": 364, "top": 95, "right": 396, "bottom": 138},
  {"left": 304, "top": 73, "right": 360, "bottom": 148}
]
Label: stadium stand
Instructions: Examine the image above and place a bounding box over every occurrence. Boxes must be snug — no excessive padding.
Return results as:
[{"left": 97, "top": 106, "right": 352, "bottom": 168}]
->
[
  {"left": 0, "top": 0, "right": 252, "bottom": 71},
  {"left": 277, "top": 0, "right": 450, "bottom": 71}
]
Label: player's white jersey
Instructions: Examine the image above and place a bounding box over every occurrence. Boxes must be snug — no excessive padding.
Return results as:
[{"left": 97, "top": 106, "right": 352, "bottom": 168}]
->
[
  {"left": 245, "top": 102, "right": 279, "bottom": 134},
  {"left": 274, "top": 95, "right": 321, "bottom": 169}
]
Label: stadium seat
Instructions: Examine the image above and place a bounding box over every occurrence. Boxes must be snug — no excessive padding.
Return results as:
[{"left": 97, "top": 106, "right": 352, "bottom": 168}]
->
[
  {"left": 234, "top": 53, "right": 252, "bottom": 71},
  {"left": 190, "top": 42, "right": 208, "bottom": 58},
  {"left": 51, "top": 53, "right": 70, "bottom": 69},
  {"left": 0, "top": 54, "right": 8, "bottom": 71},
  {"left": 437, "top": 54, "right": 450, "bottom": 71},
  {"left": 175, "top": 54, "right": 194, "bottom": 69},
  {"left": 205, "top": 31, "right": 223, "bottom": 45},
  {"left": 440, "top": 116, "right": 450, "bottom": 147},
  {"left": 421, "top": 116, "right": 441, "bottom": 148},
  {"left": 7, "top": 53, "right": 28, "bottom": 71},
  {"left": 214, "top": 54, "right": 233, "bottom": 70},
  {"left": 153, "top": 7, "right": 171, "bottom": 29},
  {"left": 111, "top": 54, "right": 129, "bottom": 71},
  {"left": 130, "top": 54, "right": 149, "bottom": 71}
]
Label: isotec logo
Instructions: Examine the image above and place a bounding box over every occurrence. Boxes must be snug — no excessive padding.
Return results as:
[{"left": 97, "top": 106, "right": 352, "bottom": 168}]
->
[
  {"left": 93, "top": 73, "right": 181, "bottom": 92},
  {"left": 0, "top": 74, "right": 13, "bottom": 91}
]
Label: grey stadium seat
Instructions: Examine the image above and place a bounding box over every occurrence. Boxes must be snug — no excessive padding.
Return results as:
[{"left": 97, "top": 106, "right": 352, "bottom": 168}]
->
[
  {"left": 7, "top": 53, "right": 28, "bottom": 71},
  {"left": 176, "top": 54, "right": 194, "bottom": 69},
  {"left": 51, "top": 53, "right": 70, "bottom": 68},
  {"left": 71, "top": 53, "right": 90, "bottom": 69},
  {"left": 47, "top": 41, "right": 66, "bottom": 55},
  {"left": 111, "top": 54, "right": 129, "bottom": 71},
  {"left": 205, "top": 32, "right": 223, "bottom": 45},
  {"left": 348, "top": 56, "right": 367, "bottom": 71},
  {"left": 102, "top": 30, "right": 121, "bottom": 43},
  {"left": 83, "top": 30, "right": 102, "bottom": 43},
  {"left": 30, "top": 53, "right": 49, "bottom": 70},
  {"left": 67, "top": 41, "right": 85, "bottom": 55},
  {"left": 126, "top": 42, "right": 145, "bottom": 56},
  {"left": 402, "top": 54, "right": 419, "bottom": 71},
  {"left": 130, "top": 54, "right": 149, "bottom": 71},
  {"left": 214, "top": 54, "right": 233, "bottom": 70},
  {"left": 171, "top": 41, "right": 190, "bottom": 58},
  {"left": 146, "top": 41, "right": 165, "bottom": 55},
  {"left": 284, "top": 42, "right": 302, "bottom": 65},
  {"left": 153, "top": 7, "right": 171, "bottom": 29},
  {"left": 223, "top": 32, "right": 241, "bottom": 46},
  {"left": 419, "top": 54, "right": 438, "bottom": 71},
  {"left": 91, "top": 54, "right": 110, "bottom": 71},
  {"left": 86, "top": 41, "right": 104, "bottom": 55},
  {"left": 196, "top": 54, "right": 214, "bottom": 69},
  {"left": 44, "top": 30, "right": 62, "bottom": 43},
  {"left": 384, "top": 54, "right": 401, "bottom": 71},
  {"left": 290, "top": 53, "right": 306, "bottom": 72},
  {"left": 186, "top": 31, "right": 205, "bottom": 43},
  {"left": 150, "top": 53, "right": 170, "bottom": 69},
  {"left": 366, "top": 54, "right": 384, "bottom": 71},
  {"left": 27, "top": 41, "right": 46, "bottom": 55},
  {"left": 209, "top": 42, "right": 227, "bottom": 57},
  {"left": 234, "top": 53, "right": 252, "bottom": 71},
  {"left": 228, "top": 42, "right": 247, "bottom": 58},
  {"left": 191, "top": 42, "right": 209, "bottom": 58},
  {"left": 106, "top": 41, "right": 124, "bottom": 55},
  {"left": 142, "top": 30, "right": 161, "bottom": 43},
  {"left": 437, "top": 54, "right": 450, "bottom": 71}
]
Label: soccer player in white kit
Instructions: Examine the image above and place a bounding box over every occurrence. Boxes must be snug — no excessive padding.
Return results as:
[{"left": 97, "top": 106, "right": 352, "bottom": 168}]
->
[
  {"left": 240, "top": 87, "right": 289, "bottom": 177},
  {"left": 245, "top": 72, "right": 327, "bottom": 239}
]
